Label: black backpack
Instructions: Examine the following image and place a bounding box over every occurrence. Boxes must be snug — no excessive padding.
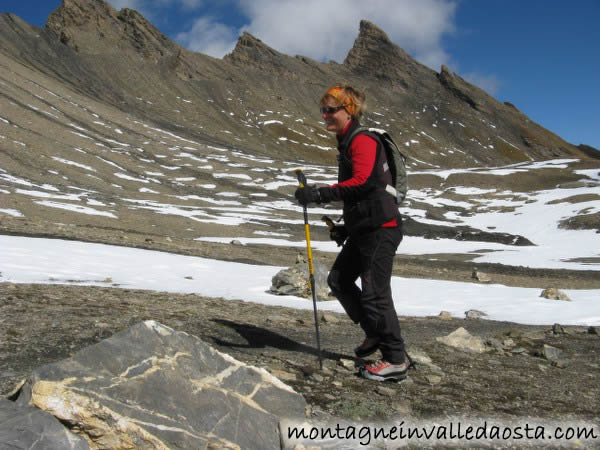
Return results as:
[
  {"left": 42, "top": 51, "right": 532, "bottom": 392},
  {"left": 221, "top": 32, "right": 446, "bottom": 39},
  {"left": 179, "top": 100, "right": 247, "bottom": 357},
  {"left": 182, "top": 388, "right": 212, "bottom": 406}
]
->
[{"left": 347, "top": 126, "right": 408, "bottom": 205}]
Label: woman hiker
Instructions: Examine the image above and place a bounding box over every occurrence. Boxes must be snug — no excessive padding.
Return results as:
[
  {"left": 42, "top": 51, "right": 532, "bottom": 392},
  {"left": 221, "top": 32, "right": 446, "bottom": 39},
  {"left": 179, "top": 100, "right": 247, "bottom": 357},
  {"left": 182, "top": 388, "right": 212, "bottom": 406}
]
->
[{"left": 294, "top": 83, "right": 409, "bottom": 381}]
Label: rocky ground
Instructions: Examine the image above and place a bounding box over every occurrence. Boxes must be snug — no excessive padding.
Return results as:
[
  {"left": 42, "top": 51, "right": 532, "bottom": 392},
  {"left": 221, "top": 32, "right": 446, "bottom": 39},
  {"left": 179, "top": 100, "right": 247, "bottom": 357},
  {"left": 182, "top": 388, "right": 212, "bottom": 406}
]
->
[
  {"left": 2, "top": 219, "right": 600, "bottom": 447},
  {"left": 2, "top": 279, "right": 599, "bottom": 425}
]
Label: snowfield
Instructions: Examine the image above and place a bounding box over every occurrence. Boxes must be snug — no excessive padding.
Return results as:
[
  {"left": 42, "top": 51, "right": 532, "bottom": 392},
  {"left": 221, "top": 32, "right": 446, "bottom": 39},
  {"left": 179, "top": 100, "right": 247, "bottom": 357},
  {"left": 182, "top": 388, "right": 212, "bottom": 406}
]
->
[{"left": 1, "top": 235, "right": 598, "bottom": 326}]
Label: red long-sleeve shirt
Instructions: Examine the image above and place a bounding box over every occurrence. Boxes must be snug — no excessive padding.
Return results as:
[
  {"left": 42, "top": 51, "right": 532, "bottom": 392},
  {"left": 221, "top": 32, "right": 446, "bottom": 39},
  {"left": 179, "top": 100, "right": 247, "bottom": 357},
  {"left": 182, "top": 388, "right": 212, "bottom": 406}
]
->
[{"left": 330, "top": 122, "right": 398, "bottom": 227}]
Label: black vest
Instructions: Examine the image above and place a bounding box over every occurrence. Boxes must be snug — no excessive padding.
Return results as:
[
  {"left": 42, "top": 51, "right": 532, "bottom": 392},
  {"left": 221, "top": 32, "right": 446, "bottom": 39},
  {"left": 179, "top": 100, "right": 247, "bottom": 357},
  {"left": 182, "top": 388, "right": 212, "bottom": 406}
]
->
[{"left": 337, "top": 121, "right": 400, "bottom": 233}]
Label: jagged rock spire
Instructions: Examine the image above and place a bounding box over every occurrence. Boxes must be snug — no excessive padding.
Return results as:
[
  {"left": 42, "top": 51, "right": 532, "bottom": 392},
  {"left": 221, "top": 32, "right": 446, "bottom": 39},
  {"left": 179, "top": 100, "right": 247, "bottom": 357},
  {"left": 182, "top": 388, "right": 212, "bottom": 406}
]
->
[
  {"left": 343, "top": 20, "right": 421, "bottom": 83},
  {"left": 225, "top": 32, "right": 286, "bottom": 66},
  {"left": 45, "top": 0, "right": 178, "bottom": 61}
]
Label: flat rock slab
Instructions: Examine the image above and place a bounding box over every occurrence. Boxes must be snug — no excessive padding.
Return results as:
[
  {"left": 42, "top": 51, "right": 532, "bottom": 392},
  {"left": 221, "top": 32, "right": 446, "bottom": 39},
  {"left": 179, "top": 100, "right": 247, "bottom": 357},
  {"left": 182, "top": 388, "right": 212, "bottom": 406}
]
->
[
  {"left": 17, "top": 321, "right": 306, "bottom": 449},
  {"left": 0, "top": 398, "right": 89, "bottom": 449}
]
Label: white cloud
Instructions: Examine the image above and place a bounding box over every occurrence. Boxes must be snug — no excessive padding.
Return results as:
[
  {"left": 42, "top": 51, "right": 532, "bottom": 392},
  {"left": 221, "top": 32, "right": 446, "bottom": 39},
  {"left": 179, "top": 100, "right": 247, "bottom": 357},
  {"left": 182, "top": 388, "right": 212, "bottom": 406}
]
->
[
  {"left": 170, "top": 0, "right": 457, "bottom": 69},
  {"left": 176, "top": 16, "right": 238, "bottom": 58}
]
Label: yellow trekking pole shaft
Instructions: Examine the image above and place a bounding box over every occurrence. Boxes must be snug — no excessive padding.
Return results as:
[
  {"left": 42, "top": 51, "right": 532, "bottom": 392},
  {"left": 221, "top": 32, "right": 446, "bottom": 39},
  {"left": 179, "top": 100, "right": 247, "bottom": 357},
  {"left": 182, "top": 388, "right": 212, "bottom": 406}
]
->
[{"left": 295, "top": 168, "right": 323, "bottom": 369}]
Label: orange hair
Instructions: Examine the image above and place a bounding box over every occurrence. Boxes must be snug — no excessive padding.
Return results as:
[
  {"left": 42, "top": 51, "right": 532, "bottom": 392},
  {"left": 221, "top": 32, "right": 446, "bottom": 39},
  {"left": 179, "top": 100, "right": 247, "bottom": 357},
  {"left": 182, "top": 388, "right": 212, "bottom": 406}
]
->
[{"left": 321, "top": 84, "right": 365, "bottom": 118}]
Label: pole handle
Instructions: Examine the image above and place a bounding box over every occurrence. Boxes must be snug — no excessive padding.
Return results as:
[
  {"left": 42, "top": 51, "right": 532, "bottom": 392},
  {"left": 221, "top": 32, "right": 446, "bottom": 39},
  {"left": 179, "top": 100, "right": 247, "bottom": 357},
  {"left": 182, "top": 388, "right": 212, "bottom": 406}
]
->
[{"left": 295, "top": 168, "right": 307, "bottom": 188}]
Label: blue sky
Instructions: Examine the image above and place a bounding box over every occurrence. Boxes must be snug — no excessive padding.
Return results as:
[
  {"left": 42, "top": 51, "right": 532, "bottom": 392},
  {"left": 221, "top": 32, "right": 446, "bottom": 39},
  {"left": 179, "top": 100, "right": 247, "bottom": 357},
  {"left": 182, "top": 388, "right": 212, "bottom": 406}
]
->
[{"left": 3, "top": 0, "right": 599, "bottom": 149}]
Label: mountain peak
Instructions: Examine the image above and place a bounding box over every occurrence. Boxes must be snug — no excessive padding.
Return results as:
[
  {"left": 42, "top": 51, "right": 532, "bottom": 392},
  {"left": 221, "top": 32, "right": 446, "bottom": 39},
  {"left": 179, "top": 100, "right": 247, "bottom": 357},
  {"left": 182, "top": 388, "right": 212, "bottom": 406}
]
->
[
  {"left": 357, "top": 20, "right": 392, "bottom": 44},
  {"left": 224, "top": 31, "right": 290, "bottom": 72},
  {"left": 344, "top": 20, "right": 415, "bottom": 81},
  {"left": 46, "top": 0, "right": 178, "bottom": 61},
  {"left": 46, "top": 0, "right": 117, "bottom": 49}
]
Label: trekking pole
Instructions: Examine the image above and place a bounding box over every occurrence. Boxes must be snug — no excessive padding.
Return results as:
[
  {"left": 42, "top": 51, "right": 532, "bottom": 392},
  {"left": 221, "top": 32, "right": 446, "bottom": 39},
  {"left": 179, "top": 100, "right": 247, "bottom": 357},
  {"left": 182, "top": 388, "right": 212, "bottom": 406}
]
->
[{"left": 295, "top": 168, "right": 323, "bottom": 370}]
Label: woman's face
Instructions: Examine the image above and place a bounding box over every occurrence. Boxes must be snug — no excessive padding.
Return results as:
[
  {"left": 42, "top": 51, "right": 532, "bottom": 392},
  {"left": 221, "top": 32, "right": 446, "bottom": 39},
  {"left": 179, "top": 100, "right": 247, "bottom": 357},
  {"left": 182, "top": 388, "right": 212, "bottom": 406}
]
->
[{"left": 321, "top": 98, "right": 352, "bottom": 134}]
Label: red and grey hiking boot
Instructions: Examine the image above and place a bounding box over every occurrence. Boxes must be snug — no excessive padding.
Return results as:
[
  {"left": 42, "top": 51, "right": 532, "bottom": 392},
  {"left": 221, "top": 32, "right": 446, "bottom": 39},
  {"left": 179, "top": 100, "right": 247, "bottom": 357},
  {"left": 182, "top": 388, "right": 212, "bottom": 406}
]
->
[
  {"left": 354, "top": 336, "right": 380, "bottom": 358},
  {"left": 360, "top": 359, "right": 410, "bottom": 381}
]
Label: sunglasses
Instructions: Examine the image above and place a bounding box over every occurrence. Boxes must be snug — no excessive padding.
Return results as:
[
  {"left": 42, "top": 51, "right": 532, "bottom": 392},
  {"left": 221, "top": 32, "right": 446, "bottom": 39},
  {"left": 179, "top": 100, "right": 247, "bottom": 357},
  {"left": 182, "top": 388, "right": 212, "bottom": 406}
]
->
[{"left": 319, "top": 105, "right": 344, "bottom": 114}]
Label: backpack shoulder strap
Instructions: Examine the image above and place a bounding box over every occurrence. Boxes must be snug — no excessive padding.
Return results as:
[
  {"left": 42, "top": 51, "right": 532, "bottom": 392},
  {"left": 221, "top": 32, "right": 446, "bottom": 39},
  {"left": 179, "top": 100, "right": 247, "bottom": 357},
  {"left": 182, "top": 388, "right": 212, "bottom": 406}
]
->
[{"left": 341, "top": 126, "right": 370, "bottom": 150}]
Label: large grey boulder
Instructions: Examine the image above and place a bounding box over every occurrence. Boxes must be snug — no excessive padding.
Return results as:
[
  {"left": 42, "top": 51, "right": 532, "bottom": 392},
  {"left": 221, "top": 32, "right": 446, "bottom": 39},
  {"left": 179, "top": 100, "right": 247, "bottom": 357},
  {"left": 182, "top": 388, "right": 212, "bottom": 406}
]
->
[
  {"left": 270, "top": 255, "right": 330, "bottom": 301},
  {"left": 16, "top": 321, "right": 306, "bottom": 449},
  {"left": 0, "top": 398, "right": 89, "bottom": 450}
]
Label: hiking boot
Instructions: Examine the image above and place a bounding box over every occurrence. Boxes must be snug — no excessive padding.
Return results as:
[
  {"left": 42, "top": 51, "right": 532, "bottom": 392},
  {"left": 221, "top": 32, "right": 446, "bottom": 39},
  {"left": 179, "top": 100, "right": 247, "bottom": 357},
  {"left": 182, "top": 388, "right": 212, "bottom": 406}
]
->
[
  {"left": 354, "top": 336, "right": 380, "bottom": 358},
  {"left": 360, "top": 359, "right": 410, "bottom": 382}
]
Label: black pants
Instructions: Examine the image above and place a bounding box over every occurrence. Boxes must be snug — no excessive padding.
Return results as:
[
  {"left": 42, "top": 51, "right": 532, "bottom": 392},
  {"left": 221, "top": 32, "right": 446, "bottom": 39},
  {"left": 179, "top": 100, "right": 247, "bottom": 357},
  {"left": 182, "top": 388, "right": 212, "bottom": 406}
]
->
[{"left": 327, "top": 226, "right": 405, "bottom": 363}]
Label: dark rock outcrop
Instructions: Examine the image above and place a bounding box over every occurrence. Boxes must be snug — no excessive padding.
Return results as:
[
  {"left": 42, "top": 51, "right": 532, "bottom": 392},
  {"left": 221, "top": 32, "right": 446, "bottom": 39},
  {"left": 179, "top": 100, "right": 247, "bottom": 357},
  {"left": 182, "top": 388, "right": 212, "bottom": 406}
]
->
[
  {"left": 0, "top": 398, "right": 89, "bottom": 449},
  {"left": 14, "top": 321, "right": 306, "bottom": 449}
]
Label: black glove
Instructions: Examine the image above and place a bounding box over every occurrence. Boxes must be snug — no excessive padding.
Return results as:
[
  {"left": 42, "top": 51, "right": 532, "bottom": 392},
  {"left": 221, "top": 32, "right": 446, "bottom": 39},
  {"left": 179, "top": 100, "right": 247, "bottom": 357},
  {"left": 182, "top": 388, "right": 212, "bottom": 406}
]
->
[
  {"left": 330, "top": 225, "right": 348, "bottom": 246},
  {"left": 294, "top": 184, "right": 321, "bottom": 206}
]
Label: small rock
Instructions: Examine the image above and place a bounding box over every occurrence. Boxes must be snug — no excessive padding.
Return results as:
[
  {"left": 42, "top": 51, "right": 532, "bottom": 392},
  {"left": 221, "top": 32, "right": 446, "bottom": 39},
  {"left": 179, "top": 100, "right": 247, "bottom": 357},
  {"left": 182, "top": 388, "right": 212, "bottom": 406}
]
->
[
  {"left": 485, "top": 338, "right": 504, "bottom": 351},
  {"left": 552, "top": 323, "right": 565, "bottom": 334},
  {"left": 310, "top": 373, "right": 324, "bottom": 382},
  {"left": 540, "top": 288, "right": 571, "bottom": 301},
  {"left": 588, "top": 326, "right": 598, "bottom": 335},
  {"left": 426, "top": 375, "right": 442, "bottom": 385},
  {"left": 332, "top": 381, "right": 343, "bottom": 388},
  {"left": 438, "top": 311, "right": 453, "bottom": 320},
  {"left": 511, "top": 347, "right": 528, "bottom": 354},
  {"left": 552, "top": 360, "right": 569, "bottom": 369},
  {"left": 270, "top": 369, "right": 297, "bottom": 382},
  {"left": 321, "top": 367, "right": 334, "bottom": 376},
  {"left": 472, "top": 269, "right": 491, "bottom": 282},
  {"left": 376, "top": 386, "right": 396, "bottom": 397},
  {"left": 541, "top": 344, "right": 562, "bottom": 361},
  {"left": 321, "top": 313, "right": 340, "bottom": 324},
  {"left": 436, "top": 327, "right": 487, "bottom": 353},
  {"left": 407, "top": 350, "right": 432, "bottom": 366},
  {"left": 523, "top": 330, "right": 546, "bottom": 340},
  {"left": 406, "top": 350, "right": 442, "bottom": 373},
  {"left": 230, "top": 239, "right": 243, "bottom": 246},
  {"left": 184, "top": 276, "right": 193, "bottom": 280},
  {"left": 465, "top": 309, "right": 487, "bottom": 319},
  {"left": 502, "top": 338, "right": 515, "bottom": 348},
  {"left": 338, "top": 359, "right": 355, "bottom": 371}
]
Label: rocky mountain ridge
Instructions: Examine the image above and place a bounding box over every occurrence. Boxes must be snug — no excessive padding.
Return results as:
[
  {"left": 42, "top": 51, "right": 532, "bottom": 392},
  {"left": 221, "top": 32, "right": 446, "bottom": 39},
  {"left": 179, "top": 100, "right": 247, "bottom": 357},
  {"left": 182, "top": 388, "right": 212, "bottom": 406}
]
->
[{"left": 1, "top": 0, "right": 594, "bottom": 169}]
